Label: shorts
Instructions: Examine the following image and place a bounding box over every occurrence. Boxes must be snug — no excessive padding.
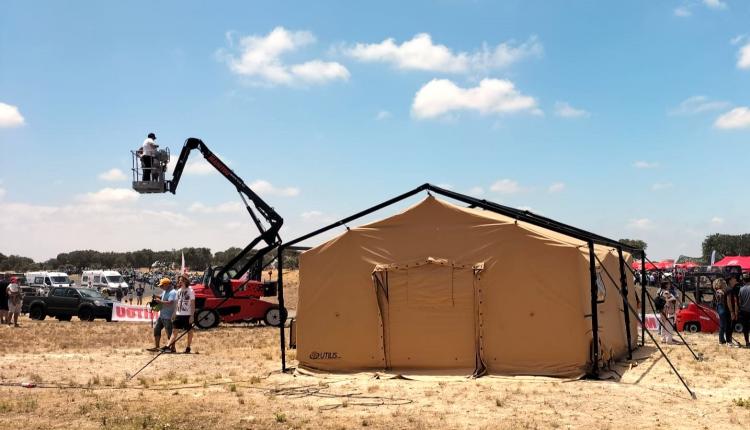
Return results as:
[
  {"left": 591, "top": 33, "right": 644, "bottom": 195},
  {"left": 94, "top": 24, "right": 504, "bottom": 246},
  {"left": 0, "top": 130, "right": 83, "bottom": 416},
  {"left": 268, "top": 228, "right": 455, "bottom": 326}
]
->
[
  {"left": 173, "top": 315, "right": 193, "bottom": 331},
  {"left": 8, "top": 300, "right": 21, "bottom": 314},
  {"left": 153, "top": 318, "right": 173, "bottom": 339}
]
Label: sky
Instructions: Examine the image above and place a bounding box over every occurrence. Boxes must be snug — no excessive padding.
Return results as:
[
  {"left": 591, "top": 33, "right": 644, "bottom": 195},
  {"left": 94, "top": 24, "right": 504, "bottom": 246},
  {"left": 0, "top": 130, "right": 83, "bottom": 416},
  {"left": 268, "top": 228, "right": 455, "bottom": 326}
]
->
[{"left": 1, "top": 0, "right": 750, "bottom": 262}]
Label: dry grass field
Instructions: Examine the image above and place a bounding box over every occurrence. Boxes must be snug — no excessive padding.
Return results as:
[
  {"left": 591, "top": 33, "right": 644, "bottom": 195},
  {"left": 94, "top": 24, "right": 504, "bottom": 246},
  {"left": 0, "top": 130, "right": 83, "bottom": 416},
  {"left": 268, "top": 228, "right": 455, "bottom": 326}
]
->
[{"left": 1, "top": 271, "right": 750, "bottom": 429}]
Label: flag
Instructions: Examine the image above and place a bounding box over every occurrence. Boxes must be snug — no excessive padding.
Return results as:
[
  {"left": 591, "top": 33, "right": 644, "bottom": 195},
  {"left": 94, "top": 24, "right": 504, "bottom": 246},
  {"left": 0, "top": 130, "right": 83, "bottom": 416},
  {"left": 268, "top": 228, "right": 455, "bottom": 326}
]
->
[{"left": 181, "top": 252, "right": 186, "bottom": 274}]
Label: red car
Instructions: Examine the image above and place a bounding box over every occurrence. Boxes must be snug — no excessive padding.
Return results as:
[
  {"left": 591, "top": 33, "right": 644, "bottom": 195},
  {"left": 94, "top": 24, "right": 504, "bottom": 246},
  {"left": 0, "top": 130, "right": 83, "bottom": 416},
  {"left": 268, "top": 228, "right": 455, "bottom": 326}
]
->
[
  {"left": 192, "top": 278, "right": 284, "bottom": 329},
  {"left": 676, "top": 303, "right": 720, "bottom": 333}
]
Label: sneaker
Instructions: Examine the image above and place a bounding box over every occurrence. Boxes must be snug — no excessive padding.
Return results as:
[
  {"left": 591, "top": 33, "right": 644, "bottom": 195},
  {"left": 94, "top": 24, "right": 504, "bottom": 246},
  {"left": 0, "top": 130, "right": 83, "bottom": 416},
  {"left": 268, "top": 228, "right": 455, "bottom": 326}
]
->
[
  {"left": 184, "top": 347, "right": 191, "bottom": 354},
  {"left": 146, "top": 347, "right": 160, "bottom": 352}
]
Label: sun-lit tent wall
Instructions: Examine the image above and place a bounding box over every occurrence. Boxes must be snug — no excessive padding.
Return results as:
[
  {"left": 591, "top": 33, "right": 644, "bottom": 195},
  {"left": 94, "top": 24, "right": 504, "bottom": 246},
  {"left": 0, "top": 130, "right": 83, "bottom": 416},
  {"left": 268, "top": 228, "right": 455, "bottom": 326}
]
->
[{"left": 295, "top": 196, "right": 639, "bottom": 377}]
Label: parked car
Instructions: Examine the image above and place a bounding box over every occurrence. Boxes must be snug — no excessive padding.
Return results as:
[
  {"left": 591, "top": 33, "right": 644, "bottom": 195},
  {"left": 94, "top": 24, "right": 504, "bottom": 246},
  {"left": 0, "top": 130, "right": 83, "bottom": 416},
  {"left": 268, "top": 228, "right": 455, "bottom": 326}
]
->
[
  {"left": 25, "top": 271, "right": 72, "bottom": 291},
  {"left": 23, "top": 287, "right": 114, "bottom": 322},
  {"left": 676, "top": 303, "right": 720, "bottom": 333}
]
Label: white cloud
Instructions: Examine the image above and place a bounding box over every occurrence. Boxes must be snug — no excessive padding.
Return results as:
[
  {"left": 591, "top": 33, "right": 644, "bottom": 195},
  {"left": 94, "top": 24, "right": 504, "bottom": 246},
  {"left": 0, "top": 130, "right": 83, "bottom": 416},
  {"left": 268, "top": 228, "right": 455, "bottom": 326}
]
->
[
  {"left": 77, "top": 188, "right": 139, "bottom": 204},
  {"left": 412, "top": 78, "right": 539, "bottom": 119},
  {"left": 517, "top": 206, "right": 534, "bottom": 212},
  {"left": 548, "top": 182, "right": 565, "bottom": 193},
  {"left": 669, "top": 96, "right": 730, "bottom": 115},
  {"left": 188, "top": 201, "right": 243, "bottom": 214},
  {"left": 166, "top": 157, "right": 225, "bottom": 176},
  {"left": 633, "top": 161, "right": 659, "bottom": 169},
  {"left": 98, "top": 168, "right": 127, "bottom": 182},
  {"left": 345, "top": 33, "right": 542, "bottom": 74},
  {"left": 738, "top": 43, "right": 750, "bottom": 70},
  {"left": 715, "top": 107, "right": 750, "bottom": 129},
  {"left": 249, "top": 180, "right": 300, "bottom": 197},
  {"left": 703, "top": 0, "right": 727, "bottom": 10},
  {"left": 0, "top": 102, "right": 25, "bottom": 128},
  {"left": 469, "top": 186, "right": 484, "bottom": 196},
  {"left": 375, "top": 110, "right": 392, "bottom": 120},
  {"left": 627, "top": 218, "right": 654, "bottom": 230},
  {"left": 490, "top": 179, "right": 521, "bottom": 194},
  {"left": 554, "top": 102, "right": 589, "bottom": 118},
  {"left": 651, "top": 182, "right": 674, "bottom": 191},
  {"left": 711, "top": 216, "right": 724, "bottom": 225},
  {"left": 731, "top": 35, "right": 747, "bottom": 45},
  {"left": 219, "top": 26, "right": 349, "bottom": 86},
  {"left": 674, "top": 6, "right": 692, "bottom": 17}
]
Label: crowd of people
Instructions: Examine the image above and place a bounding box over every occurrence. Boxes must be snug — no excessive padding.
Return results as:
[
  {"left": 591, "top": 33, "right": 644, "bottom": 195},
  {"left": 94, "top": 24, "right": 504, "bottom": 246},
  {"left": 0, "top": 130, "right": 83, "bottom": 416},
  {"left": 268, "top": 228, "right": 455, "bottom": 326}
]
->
[{"left": 0, "top": 275, "right": 22, "bottom": 327}]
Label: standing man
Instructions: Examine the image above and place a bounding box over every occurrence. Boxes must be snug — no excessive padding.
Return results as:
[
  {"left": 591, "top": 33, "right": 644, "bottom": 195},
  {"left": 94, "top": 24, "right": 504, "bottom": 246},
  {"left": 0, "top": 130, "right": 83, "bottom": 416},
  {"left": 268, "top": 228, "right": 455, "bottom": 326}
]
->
[
  {"left": 165, "top": 275, "right": 195, "bottom": 353},
  {"left": 0, "top": 275, "right": 9, "bottom": 324},
  {"left": 148, "top": 278, "right": 176, "bottom": 352},
  {"left": 6, "top": 277, "right": 22, "bottom": 327},
  {"left": 714, "top": 278, "right": 734, "bottom": 346},
  {"left": 140, "top": 132, "right": 158, "bottom": 181},
  {"left": 135, "top": 283, "right": 145, "bottom": 306},
  {"left": 726, "top": 276, "right": 741, "bottom": 346},
  {"left": 738, "top": 279, "right": 750, "bottom": 348}
]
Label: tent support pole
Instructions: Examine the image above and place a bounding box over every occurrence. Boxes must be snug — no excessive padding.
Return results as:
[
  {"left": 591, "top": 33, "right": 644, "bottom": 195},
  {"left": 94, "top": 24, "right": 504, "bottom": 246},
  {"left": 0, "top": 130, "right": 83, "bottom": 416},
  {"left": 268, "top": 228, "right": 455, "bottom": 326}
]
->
[
  {"left": 594, "top": 255, "right": 697, "bottom": 399},
  {"left": 587, "top": 241, "right": 600, "bottom": 376},
  {"left": 640, "top": 253, "right": 647, "bottom": 347},
  {"left": 617, "top": 247, "right": 633, "bottom": 360},
  {"left": 278, "top": 246, "right": 287, "bottom": 372}
]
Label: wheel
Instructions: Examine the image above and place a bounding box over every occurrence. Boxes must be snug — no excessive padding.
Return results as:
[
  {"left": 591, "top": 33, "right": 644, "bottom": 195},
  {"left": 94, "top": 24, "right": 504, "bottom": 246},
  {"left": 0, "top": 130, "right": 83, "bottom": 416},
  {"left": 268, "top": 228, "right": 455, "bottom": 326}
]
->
[
  {"left": 734, "top": 322, "right": 744, "bottom": 334},
  {"left": 57, "top": 315, "right": 72, "bottom": 322},
  {"left": 29, "top": 306, "right": 46, "bottom": 321},
  {"left": 263, "top": 307, "right": 286, "bottom": 327},
  {"left": 195, "top": 309, "right": 220, "bottom": 330},
  {"left": 78, "top": 307, "right": 94, "bottom": 322},
  {"left": 684, "top": 322, "right": 700, "bottom": 333}
]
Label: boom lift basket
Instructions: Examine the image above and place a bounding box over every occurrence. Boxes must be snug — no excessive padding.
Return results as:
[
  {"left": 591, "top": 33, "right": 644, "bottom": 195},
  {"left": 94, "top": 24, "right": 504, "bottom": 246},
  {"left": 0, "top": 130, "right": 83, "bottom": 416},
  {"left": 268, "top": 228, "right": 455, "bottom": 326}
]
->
[{"left": 131, "top": 148, "right": 170, "bottom": 194}]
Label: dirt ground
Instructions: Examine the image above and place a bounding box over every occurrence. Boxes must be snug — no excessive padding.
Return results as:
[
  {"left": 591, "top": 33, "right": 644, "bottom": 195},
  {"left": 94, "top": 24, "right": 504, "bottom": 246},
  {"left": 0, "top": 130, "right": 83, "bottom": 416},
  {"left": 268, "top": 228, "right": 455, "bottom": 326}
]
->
[{"left": 1, "top": 273, "right": 750, "bottom": 429}]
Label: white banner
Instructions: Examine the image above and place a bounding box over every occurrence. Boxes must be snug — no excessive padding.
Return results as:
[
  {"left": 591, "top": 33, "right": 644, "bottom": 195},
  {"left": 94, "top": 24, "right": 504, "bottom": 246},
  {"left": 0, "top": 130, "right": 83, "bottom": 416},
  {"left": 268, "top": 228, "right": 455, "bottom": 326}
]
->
[{"left": 112, "top": 302, "right": 160, "bottom": 323}]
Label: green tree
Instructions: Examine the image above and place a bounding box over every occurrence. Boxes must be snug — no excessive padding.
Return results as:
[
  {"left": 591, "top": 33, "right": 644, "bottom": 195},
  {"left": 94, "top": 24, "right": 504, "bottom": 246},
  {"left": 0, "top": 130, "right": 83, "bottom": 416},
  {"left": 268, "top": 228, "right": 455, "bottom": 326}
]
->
[
  {"left": 701, "top": 233, "right": 750, "bottom": 262},
  {"left": 618, "top": 239, "right": 647, "bottom": 251}
]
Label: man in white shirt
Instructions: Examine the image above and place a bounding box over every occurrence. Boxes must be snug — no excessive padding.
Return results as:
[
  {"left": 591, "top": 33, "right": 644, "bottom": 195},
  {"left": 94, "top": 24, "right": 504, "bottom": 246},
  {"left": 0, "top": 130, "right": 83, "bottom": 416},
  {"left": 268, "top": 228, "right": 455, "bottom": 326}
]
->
[
  {"left": 165, "top": 275, "right": 195, "bottom": 353},
  {"left": 6, "top": 277, "right": 22, "bottom": 327},
  {"left": 140, "top": 132, "right": 158, "bottom": 181}
]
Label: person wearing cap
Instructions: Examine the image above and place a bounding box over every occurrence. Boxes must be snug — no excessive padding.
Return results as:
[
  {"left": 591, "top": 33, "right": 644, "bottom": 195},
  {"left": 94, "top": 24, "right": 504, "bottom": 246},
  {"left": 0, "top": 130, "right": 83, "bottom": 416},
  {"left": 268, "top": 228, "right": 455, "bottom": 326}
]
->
[
  {"left": 165, "top": 274, "right": 195, "bottom": 353},
  {"left": 139, "top": 132, "right": 159, "bottom": 181},
  {"left": 6, "top": 277, "right": 22, "bottom": 327},
  {"left": 147, "top": 278, "right": 176, "bottom": 352}
]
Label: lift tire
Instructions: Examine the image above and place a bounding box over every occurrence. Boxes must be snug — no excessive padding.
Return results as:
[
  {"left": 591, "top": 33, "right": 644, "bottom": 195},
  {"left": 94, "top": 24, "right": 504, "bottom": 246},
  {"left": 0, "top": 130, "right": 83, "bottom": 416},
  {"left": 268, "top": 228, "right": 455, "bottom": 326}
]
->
[
  {"left": 684, "top": 322, "right": 700, "bottom": 333},
  {"left": 264, "top": 307, "right": 286, "bottom": 327},
  {"left": 195, "top": 309, "right": 220, "bottom": 330},
  {"left": 29, "top": 306, "right": 46, "bottom": 321}
]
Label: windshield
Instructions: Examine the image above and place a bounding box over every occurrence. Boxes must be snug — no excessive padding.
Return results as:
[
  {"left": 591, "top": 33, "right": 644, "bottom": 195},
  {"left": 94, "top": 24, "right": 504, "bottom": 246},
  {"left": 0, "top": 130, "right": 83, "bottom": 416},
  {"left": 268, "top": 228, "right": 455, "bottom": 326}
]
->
[
  {"left": 51, "top": 276, "right": 70, "bottom": 284},
  {"left": 106, "top": 276, "right": 123, "bottom": 283},
  {"left": 78, "top": 289, "right": 104, "bottom": 299}
]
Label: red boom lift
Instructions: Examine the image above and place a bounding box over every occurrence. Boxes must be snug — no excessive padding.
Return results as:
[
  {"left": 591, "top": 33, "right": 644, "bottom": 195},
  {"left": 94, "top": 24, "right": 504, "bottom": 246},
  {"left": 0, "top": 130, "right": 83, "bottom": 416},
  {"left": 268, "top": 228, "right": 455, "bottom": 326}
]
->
[{"left": 132, "top": 137, "right": 285, "bottom": 328}]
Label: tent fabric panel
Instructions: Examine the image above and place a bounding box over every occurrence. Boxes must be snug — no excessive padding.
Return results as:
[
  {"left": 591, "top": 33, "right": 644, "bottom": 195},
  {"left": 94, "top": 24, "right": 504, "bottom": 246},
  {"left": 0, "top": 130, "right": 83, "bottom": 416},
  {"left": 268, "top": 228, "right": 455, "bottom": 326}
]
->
[
  {"left": 384, "top": 263, "right": 478, "bottom": 370},
  {"left": 480, "top": 227, "right": 591, "bottom": 378}
]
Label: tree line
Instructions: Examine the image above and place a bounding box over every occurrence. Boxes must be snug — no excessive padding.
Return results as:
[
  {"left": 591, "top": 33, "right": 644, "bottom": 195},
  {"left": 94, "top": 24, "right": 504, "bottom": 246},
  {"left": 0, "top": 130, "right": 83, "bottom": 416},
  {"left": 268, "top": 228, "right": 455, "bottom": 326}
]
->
[{"left": 0, "top": 247, "right": 300, "bottom": 273}]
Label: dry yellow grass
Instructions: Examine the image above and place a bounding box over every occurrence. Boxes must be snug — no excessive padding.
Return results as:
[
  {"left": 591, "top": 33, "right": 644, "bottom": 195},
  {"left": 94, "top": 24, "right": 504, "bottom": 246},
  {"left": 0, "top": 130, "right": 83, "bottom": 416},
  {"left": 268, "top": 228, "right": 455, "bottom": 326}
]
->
[{"left": 1, "top": 285, "right": 750, "bottom": 428}]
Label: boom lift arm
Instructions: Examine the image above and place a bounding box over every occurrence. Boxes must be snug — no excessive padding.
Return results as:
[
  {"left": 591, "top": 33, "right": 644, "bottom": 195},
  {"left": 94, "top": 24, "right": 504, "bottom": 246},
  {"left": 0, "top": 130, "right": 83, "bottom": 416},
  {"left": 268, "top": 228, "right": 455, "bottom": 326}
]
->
[{"left": 135, "top": 137, "right": 283, "bottom": 297}]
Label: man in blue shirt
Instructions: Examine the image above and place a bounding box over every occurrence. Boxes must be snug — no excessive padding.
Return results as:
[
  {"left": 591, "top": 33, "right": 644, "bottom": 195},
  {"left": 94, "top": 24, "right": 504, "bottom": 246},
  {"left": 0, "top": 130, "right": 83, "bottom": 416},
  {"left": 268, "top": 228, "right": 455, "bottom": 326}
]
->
[{"left": 147, "top": 278, "right": 177, "bottom": 352}]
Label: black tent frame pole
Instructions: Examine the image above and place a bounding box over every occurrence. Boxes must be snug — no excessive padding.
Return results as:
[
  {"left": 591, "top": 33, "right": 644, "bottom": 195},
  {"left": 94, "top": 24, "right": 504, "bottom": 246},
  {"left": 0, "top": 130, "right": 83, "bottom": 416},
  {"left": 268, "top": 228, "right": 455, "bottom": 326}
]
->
[
  {"left": 588, "top": 241, "right": 600, "bottom": 376},
  {"left": 617, "top": 247, "right": 633, "bottom": 360},
  {"left": 640, "top": 253, "right": 647, "bottom": 346},
  {"left": 278, "top": 246, "right": 286, "bottom": 372},
  {"left": 595, "top": 255, "right": 696, "bottom": 399}
]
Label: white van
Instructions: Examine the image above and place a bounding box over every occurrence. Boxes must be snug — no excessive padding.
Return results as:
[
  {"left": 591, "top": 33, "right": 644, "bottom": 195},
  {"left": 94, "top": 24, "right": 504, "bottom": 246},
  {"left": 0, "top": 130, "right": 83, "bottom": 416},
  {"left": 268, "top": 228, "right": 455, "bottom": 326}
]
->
[
  {"left": 25, "top": 271, "right": 72, "bottom": 290},
  {"left": 81, "top": 270, "right": 128, "bottom": 295}
]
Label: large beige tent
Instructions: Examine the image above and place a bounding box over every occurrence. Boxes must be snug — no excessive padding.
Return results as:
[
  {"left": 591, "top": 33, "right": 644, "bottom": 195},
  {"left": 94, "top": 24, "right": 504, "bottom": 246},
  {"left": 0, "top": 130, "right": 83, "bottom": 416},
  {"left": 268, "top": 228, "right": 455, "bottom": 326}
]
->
[{"left": 294, "top": 194, "right": 639, "bottom": 378}]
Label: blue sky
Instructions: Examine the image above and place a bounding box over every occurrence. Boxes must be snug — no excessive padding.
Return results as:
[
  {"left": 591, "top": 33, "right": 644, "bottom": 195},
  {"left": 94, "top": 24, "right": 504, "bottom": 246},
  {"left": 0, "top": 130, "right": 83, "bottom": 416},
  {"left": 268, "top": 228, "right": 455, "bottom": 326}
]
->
[{"left": 1, "top": 0, "right": 749, "bottom": 261}]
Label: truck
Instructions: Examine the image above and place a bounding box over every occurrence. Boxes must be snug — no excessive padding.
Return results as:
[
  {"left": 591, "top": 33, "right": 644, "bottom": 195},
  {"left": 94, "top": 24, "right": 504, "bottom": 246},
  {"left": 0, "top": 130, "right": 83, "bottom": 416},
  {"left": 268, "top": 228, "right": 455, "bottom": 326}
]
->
[
  {"left": 80, "top": 270, "right": 129, "bottom": 296},
  {"left": 25, "top": 271, "right": 72, "bottom": 290},
  {"left": 23, "top": 287, "right": 114, "bottom": 322},
  {"left": 132, "top": 137, "right": 286, "bottom": 328}
]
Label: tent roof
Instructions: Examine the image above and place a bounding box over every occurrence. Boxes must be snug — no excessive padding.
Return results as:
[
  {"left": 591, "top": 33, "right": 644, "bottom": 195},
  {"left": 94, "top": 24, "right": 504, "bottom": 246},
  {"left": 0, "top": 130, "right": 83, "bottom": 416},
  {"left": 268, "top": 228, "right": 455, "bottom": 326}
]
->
[{"left": 714, "top": 256, "right": 750, "bottom": 270}]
